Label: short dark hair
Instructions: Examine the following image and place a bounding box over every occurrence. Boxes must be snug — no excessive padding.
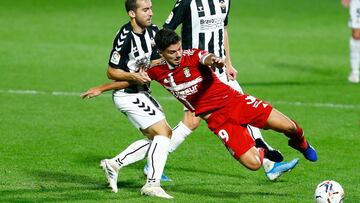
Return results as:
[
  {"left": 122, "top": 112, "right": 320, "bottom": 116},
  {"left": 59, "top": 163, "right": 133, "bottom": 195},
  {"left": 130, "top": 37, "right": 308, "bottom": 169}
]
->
[
  {"left": 155, "top": 29, "right": 181, "bottom": 51},
  {"left": 125, "top": 0, "right": 138, "bottom": 12}
]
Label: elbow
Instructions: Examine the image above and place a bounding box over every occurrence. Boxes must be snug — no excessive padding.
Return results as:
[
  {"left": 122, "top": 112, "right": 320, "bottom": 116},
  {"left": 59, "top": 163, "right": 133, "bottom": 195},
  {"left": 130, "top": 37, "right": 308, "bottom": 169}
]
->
[{"left": 107, "top": 68, "right": 115, "bottom": 80}]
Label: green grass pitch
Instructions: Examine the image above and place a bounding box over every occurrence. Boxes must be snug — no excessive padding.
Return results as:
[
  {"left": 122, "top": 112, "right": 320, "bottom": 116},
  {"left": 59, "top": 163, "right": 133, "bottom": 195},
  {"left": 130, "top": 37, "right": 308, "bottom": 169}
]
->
[{"left": 0, "top": 0, "right": 359, "bottom": 202}]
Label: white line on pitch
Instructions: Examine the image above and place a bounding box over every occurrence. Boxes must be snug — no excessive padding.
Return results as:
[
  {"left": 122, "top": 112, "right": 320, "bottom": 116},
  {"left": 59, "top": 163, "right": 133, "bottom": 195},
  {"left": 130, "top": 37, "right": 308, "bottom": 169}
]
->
[{"left": 0, "top": 89, "right": 359, "bottom": 109}]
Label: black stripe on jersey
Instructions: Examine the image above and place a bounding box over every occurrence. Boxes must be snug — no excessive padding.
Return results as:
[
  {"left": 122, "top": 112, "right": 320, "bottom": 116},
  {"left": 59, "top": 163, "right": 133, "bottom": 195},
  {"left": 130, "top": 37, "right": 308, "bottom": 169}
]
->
[
  {"left": 208, "top": 0, "right": 216, "bottom": 15},
  {"left": 199, "top": 32, "right": 205, "bottom": 50},
  {"left": 218, "top": 29, "right": 223, "bottom": 58},
  {"left": 195, "top": 0, "right": 205, "bottom": 17},
  {"left": 130, "top": 37, "right": 140, "bottom": 58},
  {"left": 140, "top": 34, "right": 149, "bottom": 54},
  {"left": 208, "top": 32, "right": 214, "bottom": 54}
]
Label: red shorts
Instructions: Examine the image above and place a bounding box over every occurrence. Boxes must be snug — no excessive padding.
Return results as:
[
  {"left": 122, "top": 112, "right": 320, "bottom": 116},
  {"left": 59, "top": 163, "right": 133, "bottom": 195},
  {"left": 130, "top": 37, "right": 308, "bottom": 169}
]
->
[{"left": 205, "top": 94, "right": 273, "bottom": 159}]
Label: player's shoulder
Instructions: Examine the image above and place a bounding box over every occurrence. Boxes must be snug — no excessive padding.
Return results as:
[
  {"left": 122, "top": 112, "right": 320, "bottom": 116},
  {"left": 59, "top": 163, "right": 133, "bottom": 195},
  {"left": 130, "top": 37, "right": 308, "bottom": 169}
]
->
[
  {"left": 111, "top": 23, "right": 132, "bottom": 52},
  {"left": 114, "top": 22, "right": 132, "bottom": 40}
]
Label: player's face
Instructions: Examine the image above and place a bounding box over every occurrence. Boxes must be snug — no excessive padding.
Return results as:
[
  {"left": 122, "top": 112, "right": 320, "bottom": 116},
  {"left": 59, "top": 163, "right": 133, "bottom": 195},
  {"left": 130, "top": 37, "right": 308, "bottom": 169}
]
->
[
  {"left": 134, "top": 0, "right": 153, "bottom": 28},
  {"left": 161, "top": 42, "right": 182, "bottom": 67}
]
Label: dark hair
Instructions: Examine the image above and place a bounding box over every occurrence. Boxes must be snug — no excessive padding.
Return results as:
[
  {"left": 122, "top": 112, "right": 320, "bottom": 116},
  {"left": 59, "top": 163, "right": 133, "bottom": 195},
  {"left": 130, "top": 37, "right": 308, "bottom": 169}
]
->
[
  {"left": 125, "top": 0, "right": 138, "bottom": 12},
  {"left": 155, "top": 29, "right": 181, "bottom": 51}
]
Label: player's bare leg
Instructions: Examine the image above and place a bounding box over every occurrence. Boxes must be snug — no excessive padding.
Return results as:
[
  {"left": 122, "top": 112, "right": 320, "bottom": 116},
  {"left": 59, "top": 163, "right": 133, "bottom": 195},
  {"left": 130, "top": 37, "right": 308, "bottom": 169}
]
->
[
  {"left": 263, "top": 109, "right": 317, "bottom": 162},
  {"left": 238, "top": 147, "right": 263, "bottom": 171}
]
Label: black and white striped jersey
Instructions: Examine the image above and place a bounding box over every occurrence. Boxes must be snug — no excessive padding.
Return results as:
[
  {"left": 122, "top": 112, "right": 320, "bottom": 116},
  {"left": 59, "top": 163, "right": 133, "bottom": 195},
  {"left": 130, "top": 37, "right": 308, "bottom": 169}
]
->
[
  {"left": 108, "top": 22, "right": 160, "bottom": 93},
  {"left": 163, "top": 0, "right": 230, "bottom": 59},
  {"left": 108, "top": 22, "right": 160, "bottom": 72}
]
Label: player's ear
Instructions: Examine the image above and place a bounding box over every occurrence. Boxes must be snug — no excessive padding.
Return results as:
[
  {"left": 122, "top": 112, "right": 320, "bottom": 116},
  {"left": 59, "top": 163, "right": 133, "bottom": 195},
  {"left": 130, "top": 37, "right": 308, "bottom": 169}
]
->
[{"left": 128, "top": 10, "right": 136, "bottom": 18}]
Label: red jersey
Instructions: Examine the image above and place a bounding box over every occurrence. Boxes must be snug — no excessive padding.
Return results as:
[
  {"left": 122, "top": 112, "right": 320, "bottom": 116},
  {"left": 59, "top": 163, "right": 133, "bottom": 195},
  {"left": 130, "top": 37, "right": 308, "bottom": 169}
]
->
[{"left": 147, "top": 48, "right": 239, "bottom": 116}]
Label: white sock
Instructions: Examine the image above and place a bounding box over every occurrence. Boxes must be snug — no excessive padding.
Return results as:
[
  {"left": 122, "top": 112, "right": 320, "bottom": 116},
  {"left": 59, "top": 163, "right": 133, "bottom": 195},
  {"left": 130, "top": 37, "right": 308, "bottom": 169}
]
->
[
  {"left": 146, "top": 135, "right": 170, "bottom": 185},
  {"left": 168, "top": 121, "right": 192, "bottom": 153},
  {"left": 350, "top": 37, "right": 360, "bottom": 74},
  {"left": 262, "top": 158, "right": 275, "bottom": 173},
  {"left": 247, "top": 125, "right": 274, "bottom": 150},
  {"left": 109, "top": 139, "right": 151, "bottom": 171}
]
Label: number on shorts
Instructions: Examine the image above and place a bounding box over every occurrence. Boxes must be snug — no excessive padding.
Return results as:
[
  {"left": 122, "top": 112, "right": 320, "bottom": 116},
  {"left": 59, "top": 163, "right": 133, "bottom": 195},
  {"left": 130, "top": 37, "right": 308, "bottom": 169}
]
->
[{"left": 218, "top": 129, "right": 229, "bottom": 142}]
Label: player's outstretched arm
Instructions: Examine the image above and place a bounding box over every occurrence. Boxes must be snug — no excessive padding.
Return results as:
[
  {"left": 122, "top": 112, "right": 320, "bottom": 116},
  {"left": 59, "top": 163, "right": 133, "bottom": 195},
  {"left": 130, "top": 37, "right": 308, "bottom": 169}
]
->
[
  {"left": 224, "top": 26, "right": 238, "bottom": 81},
  {"left": 80, "top": 81, "right": 130, "bottom": 99}
]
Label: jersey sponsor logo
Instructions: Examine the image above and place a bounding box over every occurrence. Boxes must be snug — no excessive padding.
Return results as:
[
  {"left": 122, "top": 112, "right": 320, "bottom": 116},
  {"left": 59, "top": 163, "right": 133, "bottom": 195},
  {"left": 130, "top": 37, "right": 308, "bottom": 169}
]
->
[
  {"left": 110, "top": 51, "right": 121, "bottom": 65},
  {"left": 163, "top": 74, "right": 202, "bottom": 98},
  {"left": 165, "top": 11, "right": 174, "bottom": 24},
  {"left": 173, "top": 84, "right": 199, "bottom": 98}
]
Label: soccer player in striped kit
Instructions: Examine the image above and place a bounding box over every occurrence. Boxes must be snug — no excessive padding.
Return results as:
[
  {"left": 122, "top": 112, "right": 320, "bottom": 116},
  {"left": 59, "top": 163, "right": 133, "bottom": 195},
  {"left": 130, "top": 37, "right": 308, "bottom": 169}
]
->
[{"left": 97, "top": 0, "right": 173, "bottom": 199}]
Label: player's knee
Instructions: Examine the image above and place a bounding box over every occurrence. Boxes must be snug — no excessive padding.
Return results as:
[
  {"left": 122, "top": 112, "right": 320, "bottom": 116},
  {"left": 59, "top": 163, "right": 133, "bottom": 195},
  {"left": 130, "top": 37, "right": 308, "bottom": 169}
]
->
[
  {"left": 143, "top": 120, "right": 172, "bottom": 139},
  {"left": 238, "top": 149, "right": 262, "bottom": 171}
]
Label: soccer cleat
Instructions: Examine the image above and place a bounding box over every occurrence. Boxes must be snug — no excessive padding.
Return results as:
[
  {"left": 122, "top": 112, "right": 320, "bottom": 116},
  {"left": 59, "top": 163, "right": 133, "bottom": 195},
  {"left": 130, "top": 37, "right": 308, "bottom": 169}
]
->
[
  {"left": 143, "top": 164, "right": 172, "bottom": 182},
  {"left": 348, "top": 72, "right": 359, "bottom": 83},
  {"left": 100, "top": 159, "right": 119, "bottom": 193},
  {"left": 255, "top": 138, "right": 284, "bottom": 162},
  {"left": 265, "top": 158, "right": 299, "bottom": 181},
  {"left": 288, "top": 140, "right": 318, "bottom": 162},
  {"left": 140, "top": 184, "right": 173, "bottom": 199}
]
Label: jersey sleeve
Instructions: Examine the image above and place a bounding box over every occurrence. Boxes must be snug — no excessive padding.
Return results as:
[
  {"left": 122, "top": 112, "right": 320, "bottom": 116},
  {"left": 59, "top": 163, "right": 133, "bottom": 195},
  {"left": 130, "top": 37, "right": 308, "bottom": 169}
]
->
[
  {"left": 108, "top": 25, "right": 131, "bottom": 71},
  {"left": 163, "top": 0, "right": 191, "bottom": 30}
]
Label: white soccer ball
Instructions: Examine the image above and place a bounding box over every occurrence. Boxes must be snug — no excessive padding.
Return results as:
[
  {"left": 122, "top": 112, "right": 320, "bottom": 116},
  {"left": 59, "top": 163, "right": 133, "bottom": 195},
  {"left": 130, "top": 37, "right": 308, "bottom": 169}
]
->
[{"left": 314, "top": 180, "right": 344, "bottom": 203}]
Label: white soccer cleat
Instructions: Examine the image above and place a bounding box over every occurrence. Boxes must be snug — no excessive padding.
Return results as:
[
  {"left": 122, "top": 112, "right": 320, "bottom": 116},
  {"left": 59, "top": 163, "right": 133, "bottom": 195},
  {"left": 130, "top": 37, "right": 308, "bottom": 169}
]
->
[
  {"left": 100, "top": 159, "right": 118, "bottom": 193},
  {"left": 140, "top": 184, "right": 173, "bottom": 199},
  {"left": 348, "top": 72, "right": 359, "bottom": 83}
]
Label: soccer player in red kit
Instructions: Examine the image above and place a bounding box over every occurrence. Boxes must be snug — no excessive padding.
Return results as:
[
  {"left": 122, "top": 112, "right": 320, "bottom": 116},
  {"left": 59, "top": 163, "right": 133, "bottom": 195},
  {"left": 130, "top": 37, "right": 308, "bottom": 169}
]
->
[
  {"left": 145, "top": 29, "right": 317, "bottom": 167},
  {"left": 82, "top": 29, "right": 317, "bottom": 170}
]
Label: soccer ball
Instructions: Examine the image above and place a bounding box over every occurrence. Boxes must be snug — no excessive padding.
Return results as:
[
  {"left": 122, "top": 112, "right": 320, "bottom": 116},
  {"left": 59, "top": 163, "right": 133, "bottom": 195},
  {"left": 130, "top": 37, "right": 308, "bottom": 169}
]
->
[{"left": 314, "top": 180, "right": 344, "bottom": 203}]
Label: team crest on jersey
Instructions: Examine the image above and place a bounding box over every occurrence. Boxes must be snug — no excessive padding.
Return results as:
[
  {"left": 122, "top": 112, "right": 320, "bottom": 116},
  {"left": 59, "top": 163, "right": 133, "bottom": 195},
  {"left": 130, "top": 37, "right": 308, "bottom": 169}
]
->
[
  {"left": 183, "top": 67, "right": 191, "bottom": 78},
  {"left": 110, "top": 51, "right": 121, "bottom": 65}
]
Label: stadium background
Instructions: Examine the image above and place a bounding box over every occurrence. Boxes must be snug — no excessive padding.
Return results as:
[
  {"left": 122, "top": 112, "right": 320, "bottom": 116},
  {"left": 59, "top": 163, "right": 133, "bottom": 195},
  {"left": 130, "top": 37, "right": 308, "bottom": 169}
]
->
[{"left": 0, "top": 0, "right": 359, "bottom": 202}]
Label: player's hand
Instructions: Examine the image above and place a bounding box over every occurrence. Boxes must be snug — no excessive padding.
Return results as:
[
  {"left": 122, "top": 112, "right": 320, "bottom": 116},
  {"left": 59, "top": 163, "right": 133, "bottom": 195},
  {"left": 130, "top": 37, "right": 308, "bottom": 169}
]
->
[
  {"left": 211, "top": 56, "right": 225, "bottom": 68},
  {"left": 80, "top": 87, "right": 102, "bottom": 99},
  {"left": 342, "top": 0, "right": 350, "bottom": 7},
  {"left": 133, "top": 72, "right": 151, "bottom": 85},
  {"left": 226, "top": 64, "right": 238, "bottom": 81}
]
